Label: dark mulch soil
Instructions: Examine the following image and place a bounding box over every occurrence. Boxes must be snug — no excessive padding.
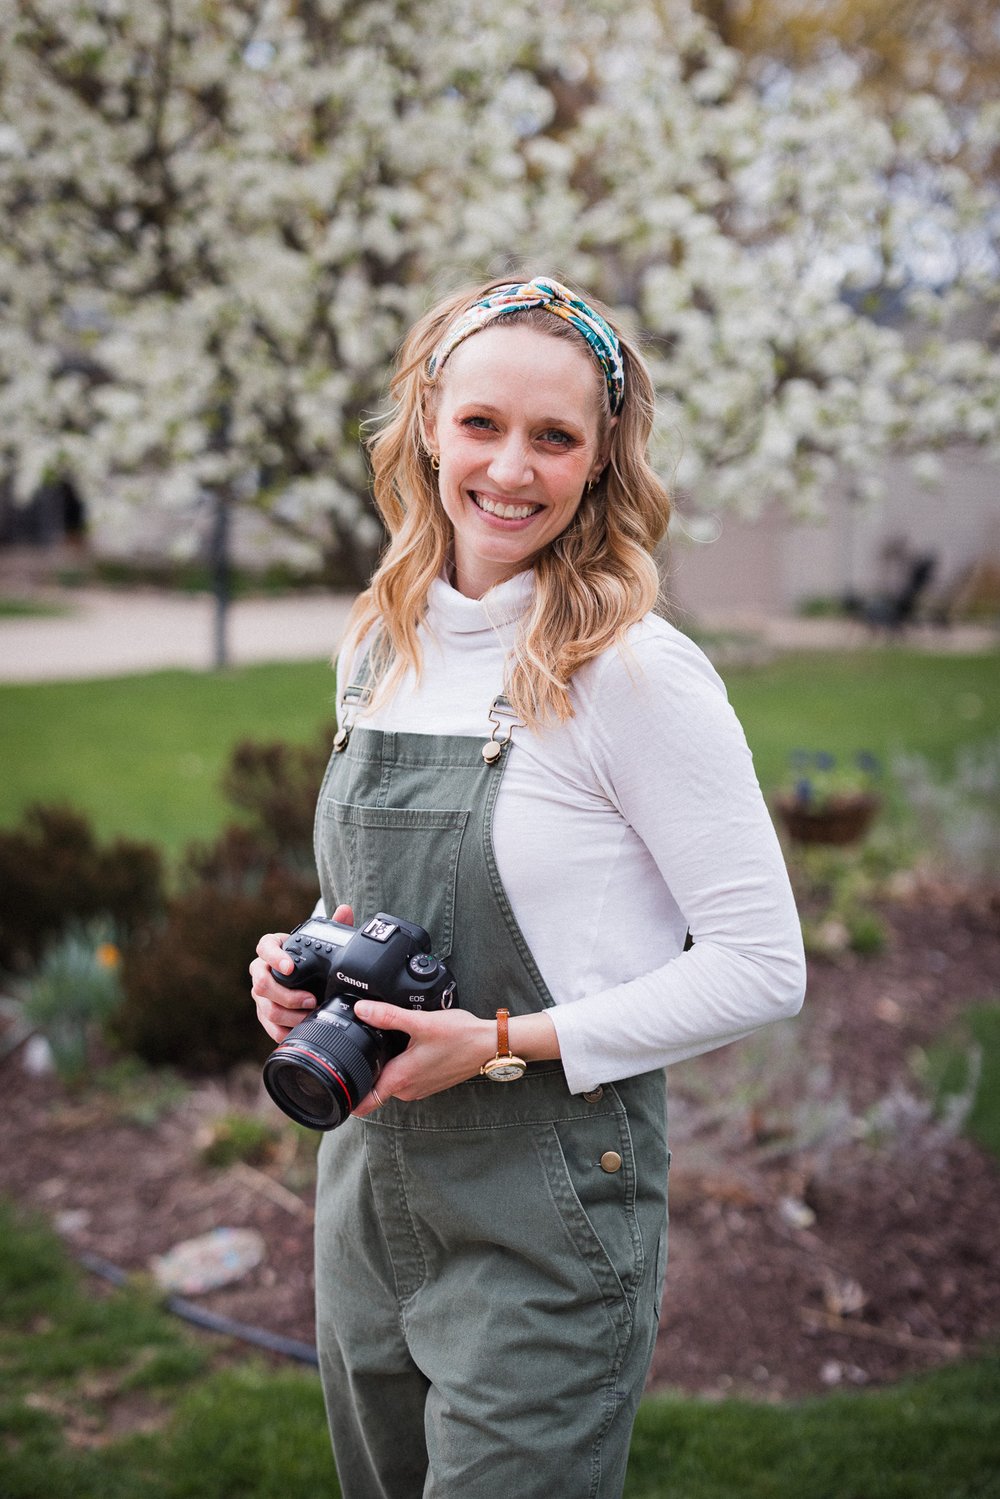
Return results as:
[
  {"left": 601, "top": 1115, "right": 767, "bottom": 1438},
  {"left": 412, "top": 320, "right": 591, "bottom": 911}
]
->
[{"left": 2, "top": 888, "right": 999, "bottom": 1401}]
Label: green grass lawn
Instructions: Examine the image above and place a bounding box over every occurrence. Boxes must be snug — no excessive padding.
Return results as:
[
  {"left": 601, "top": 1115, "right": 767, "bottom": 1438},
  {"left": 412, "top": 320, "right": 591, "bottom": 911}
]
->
[
  {"left": 0, "top": 597, "right": 72, "bottom": 618},
  {"left": 0, "top": 1200, "right": 337, "bottom": 1499},
  {"left": 626, "top": 1358, "right": 1000, "bottom": 1498},
  {"left": 0, "top": 647, "right": 997, "bottom": 859},
  {"left": 2, "top": 1199, "right": 998, "bottom": 1499},
  {"left": 0, "top": 661, "right": 338, "bottom": 856},
  {"left": 724, "top": 647, "right": 1000, "bottom": 794}
]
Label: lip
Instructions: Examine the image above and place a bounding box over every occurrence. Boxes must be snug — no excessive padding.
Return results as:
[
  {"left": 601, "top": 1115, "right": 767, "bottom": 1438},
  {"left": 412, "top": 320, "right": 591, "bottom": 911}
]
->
[{"left": 469, "top": 490, "right": 544, "bottom": 526}]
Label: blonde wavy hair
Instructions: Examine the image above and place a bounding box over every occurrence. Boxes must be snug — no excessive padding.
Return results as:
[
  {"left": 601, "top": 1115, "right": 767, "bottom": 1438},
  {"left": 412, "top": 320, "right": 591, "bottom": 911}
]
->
[{"left": 342, "top": 276, "right": 671, "bottom": 727}]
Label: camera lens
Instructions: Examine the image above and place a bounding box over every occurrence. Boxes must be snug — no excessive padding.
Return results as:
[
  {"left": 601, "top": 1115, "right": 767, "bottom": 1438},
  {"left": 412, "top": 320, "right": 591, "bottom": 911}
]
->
[
  {"left": 262, "top": 1010, "right": 384, "bottom": 1130},
  {"left": 265, "top": 1056, "right": 350, "bottom": 1130}
]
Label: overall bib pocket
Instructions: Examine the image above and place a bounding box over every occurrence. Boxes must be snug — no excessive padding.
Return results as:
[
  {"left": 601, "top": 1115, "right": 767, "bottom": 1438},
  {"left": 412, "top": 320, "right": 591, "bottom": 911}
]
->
[{"left": 319, "top": 800, "right": 469, "bottom": 958}]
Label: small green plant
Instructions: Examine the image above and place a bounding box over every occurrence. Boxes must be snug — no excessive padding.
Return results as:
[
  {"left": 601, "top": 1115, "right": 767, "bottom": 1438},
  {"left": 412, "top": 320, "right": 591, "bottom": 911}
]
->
[
  {"left": 893, "top": 736, "right": 1000, "bottom": 883},
  {"left": 796, "top": 595, "right": 849, "bottom": 619},
  {"left": 22, "top": 926, "right": 124, "bottom": 1081},
  {"left": 916, "top": 1004, "right": 1000, "bottom": 1162},
  {"left": 92, "top": 1057, "right": 190, "bottom": 1128},
  {"left": 843, "top": 906, "right": 887, "bottom": 955},
  {"left": 200, "top": 1111, "right": 281, "bottom": 1168},
  {"left": 790, "top": 844, "right": 890, "bottom": 958}
]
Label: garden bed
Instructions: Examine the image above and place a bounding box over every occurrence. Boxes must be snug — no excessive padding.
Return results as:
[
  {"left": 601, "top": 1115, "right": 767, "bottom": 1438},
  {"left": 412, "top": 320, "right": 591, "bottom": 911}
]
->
[{"left": 1, "top": 887, "right": 998, "bottom": 1402}]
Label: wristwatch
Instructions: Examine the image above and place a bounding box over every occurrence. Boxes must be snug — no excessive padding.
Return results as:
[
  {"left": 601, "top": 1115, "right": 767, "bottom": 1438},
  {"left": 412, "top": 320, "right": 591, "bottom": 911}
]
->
[{"left": 480, "top": 1008, "right": 527, "bottom": 1082}]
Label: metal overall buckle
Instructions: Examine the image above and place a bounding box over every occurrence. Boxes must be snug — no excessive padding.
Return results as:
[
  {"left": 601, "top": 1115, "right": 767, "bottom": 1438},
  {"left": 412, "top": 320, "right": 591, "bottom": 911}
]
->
[
  {"left": 482, "top": 695, "right": 523, "bottom": 765},
  {"left": 332, "top": 681, "right": 373, "bottom": 753}
]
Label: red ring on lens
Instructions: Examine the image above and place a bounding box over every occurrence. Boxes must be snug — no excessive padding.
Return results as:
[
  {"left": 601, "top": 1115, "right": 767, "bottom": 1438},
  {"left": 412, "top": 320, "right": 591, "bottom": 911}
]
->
[{"left": 281, "top": 1043, "right": 354, "bottom": 1115}]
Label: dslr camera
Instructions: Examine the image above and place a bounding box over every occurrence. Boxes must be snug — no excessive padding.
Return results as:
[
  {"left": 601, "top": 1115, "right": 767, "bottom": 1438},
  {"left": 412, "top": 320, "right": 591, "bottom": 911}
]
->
[{"left": 262, "top": 912, "right": 457, "bottom": 1130}]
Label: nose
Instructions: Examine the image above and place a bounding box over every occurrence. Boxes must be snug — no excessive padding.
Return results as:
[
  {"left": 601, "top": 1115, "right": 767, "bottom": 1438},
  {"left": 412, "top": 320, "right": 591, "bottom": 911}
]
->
[{"left": 486, "top": 434, "right": 533, "bottom": 490}]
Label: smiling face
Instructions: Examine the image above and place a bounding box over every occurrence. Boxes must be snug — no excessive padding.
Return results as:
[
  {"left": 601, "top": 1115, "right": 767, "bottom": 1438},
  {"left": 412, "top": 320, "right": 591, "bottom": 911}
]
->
[{"left": 424, "top": 323, "right": 611, "bottom": 599}]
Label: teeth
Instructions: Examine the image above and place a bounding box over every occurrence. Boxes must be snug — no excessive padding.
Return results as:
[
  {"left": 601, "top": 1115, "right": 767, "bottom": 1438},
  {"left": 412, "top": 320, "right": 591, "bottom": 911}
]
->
[{"left": 473, "top": 494, "right": 540, "bottom": 520}]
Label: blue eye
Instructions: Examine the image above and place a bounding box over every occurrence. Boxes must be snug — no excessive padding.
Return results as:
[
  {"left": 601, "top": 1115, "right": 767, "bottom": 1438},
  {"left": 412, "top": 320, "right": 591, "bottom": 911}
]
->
[{"left": 540, "top": 429, "right": 573, "bottom": 445}]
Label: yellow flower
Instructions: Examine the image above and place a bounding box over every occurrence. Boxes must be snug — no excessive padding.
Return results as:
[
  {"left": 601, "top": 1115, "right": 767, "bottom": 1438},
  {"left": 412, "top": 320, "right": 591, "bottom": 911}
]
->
[{"left": 96, "top": 942, "right": 121, "bottom": 970}]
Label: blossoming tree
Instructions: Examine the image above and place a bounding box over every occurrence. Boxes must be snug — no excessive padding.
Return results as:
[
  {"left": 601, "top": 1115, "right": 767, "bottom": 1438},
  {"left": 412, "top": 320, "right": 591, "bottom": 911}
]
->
[{"left": 1, "top": 0, "right": 997, "bottom": 593}]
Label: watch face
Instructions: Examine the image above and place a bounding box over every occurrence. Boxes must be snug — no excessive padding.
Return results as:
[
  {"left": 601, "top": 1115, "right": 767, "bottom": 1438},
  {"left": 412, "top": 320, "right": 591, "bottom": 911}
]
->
[{"left": 484, "top": 1059, "right": 526, "bottom": 1082}]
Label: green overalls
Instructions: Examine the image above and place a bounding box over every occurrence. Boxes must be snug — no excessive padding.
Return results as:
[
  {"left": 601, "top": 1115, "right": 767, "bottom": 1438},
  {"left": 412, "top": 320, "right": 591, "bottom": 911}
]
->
[{"left": 312, "top": 690, "right": 670, "bottom": 1499}]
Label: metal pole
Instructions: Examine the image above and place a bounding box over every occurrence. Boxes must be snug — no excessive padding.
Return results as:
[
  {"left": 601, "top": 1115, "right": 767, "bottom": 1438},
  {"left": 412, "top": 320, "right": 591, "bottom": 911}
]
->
[{"left": 211, "top": 489, "right": 231, "bottom": 671}]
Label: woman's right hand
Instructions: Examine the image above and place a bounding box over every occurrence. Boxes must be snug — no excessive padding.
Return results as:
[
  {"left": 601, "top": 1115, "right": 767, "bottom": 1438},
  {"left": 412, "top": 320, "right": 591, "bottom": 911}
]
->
[{"left": 249, "top": 904, "right": 354, "bottom": 1043}]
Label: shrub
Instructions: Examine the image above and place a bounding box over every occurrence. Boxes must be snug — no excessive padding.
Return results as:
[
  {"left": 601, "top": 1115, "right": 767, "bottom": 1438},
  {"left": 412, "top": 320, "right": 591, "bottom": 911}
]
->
[
  {"left": 221, "top": 732, "right": 333, "bottom": 874},
  {"left": 111, "top": 734, "right": 332, "bottom": 1075},
  {"left": 113, "top": 728, "right": 332, "bottom": 1074},
  {"left": 0, "top": 804, "right": 164, "bottom": 976},
  {"left": 182, "top": 823, "right": 298, "bottom": 896},
  {"left": 115, "top": 853, "right": 317, "bottom": 1075}
]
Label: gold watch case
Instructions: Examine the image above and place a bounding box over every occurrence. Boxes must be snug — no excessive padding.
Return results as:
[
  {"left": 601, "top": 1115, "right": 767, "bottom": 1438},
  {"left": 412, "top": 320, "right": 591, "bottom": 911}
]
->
[{"left": 480, "top": 1054, "right": 527, "bottom": 1082}]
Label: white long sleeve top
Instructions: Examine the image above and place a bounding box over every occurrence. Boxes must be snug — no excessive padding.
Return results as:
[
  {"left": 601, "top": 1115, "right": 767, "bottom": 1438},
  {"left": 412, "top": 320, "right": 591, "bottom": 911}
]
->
[{"left": 334, "top": 570, "right": 806, "bottom": 1095}]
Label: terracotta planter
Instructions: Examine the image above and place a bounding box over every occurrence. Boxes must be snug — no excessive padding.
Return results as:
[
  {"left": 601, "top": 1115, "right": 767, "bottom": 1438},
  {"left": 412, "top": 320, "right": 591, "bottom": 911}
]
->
[{"left": 774, "top": 793, "right": 880, "bottom": 847}]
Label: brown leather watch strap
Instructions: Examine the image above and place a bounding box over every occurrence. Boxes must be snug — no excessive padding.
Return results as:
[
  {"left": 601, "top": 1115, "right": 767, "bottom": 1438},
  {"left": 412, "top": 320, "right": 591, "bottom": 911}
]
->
[{"left": 480, "top": 1007, "right": 527, "bottom": 1082}]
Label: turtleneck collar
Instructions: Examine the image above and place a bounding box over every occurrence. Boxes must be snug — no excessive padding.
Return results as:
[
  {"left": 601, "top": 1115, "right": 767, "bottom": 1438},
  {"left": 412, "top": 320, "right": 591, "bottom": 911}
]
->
[{"left": 426, "top": 569, "right": 535, "bottom": 634}]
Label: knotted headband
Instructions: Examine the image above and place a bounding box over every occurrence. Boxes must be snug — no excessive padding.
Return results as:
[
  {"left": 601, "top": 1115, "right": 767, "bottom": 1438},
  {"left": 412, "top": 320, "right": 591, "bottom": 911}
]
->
[{"left": 427, "top": 277, "right": 625, "bottom": 415}]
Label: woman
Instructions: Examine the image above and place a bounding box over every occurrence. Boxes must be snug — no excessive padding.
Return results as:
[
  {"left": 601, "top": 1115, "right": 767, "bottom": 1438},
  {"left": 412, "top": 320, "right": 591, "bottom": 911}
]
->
[{"left": 251, "top": 275, "right": 805, "bottom": 1499}]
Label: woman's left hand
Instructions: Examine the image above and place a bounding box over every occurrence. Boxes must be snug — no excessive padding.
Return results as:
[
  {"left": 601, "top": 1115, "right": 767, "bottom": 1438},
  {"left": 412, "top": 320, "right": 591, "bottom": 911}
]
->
[
  {"left": 349, "top": 1003, "right": 495, "bottom": 1116},
  {"left": 349, "top": 1002, "right": 561, "bottom": 1116}
]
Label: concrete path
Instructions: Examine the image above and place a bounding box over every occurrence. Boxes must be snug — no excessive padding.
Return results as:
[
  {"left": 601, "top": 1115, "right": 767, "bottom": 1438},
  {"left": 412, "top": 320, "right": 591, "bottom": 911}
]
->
[
  {"left": 0, "top": 589, "right": 358, "bottom": 683},
  {"left": 681, "top": 607, "right": 998, "bottom": 656},
  {"left": 0, "top": 588, "right": 995, "bottom": 684}
]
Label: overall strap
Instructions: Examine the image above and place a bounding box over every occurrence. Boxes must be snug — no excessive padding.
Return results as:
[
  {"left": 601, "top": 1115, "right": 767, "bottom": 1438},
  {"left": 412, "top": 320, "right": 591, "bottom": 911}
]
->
[
  {"left": 333, "top": 637, "right": 379, "bottom": 753},
  {"left": 335, "top": 630, "right": 524, "bottom": 767}
]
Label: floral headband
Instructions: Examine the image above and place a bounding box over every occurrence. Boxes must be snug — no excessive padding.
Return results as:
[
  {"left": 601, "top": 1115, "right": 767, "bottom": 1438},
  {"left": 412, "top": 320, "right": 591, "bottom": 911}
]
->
[{"left": 427, "top": 277, "right": 625, "bottom": 415}]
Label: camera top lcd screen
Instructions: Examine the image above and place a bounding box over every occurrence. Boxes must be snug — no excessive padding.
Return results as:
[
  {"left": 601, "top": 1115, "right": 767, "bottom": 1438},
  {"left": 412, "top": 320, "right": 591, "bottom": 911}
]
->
[{"left": 297, "top": 918, "right": 351, "bottom": 947}]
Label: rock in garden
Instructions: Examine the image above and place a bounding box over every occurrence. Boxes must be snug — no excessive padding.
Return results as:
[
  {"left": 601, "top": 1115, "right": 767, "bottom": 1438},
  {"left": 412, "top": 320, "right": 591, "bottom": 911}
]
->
[{"left": 150, "top": 1226, "right": 265, "bottom": 1294}]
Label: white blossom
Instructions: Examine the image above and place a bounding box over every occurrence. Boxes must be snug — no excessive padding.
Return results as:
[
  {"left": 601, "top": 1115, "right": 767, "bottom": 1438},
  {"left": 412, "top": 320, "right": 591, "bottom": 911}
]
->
[{"left": 0, "top": 0, "right": 997, "bottom": 581}]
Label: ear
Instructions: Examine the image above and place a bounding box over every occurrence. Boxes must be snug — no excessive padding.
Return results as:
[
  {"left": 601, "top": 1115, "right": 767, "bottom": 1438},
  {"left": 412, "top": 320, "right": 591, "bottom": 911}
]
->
[
  {"left": 590, "top": 415, "right": 618, "bottom": 483},
  {"left": 423, "top": 407, "right": 438, "bottom": 453}
]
